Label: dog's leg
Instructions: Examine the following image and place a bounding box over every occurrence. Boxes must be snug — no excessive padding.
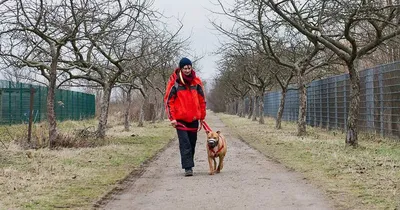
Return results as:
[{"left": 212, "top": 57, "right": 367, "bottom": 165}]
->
[
  {"left": 208, "top": 157, "right": 214, "bottom": 175},
  {"left": 217, "top": 155, "right": 225, "bottom": 173},
  {"left": 213, "top": 158, "right": 217, "bottom": 171}
]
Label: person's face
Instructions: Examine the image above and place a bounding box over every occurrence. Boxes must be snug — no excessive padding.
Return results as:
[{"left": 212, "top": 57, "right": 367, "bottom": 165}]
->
[{"left": 181, "top": 65, "right": 192, "bottom": 76}]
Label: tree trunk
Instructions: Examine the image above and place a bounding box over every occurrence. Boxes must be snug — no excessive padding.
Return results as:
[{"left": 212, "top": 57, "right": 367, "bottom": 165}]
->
[
  {"left": 346, "top": 61, "right": 361, "bottom": 147},
  {"left": 48, "top": 46, "right": 61, "bottom": 148},
  {"left": 151, "top": 104, "right": 157, "bottom": 123},
  {"left": 158, "top": 101, "right": 166, "bottom": 122},
  {"left": 235, "top": 100, "right": 239, "bottom": 116},
  {"left": 258, "top": 91, "right": 265, "bottom": 124},
  {"left": 297, "top": 73, "right": 307, "bottom": 136},
  {"left": 97, "top": 84, "right": 112, "bottom": 139},
  {"left": 248, "top": 97, "right": 253, "bottom": 119},
  {"left": 47, "top": 72, "right": 58, "bottom": 148},
  {"left": 150, "top": 94, "right": 157, "bottom": 123},
  {"left": 237, "top": 99, "right": 241, "bottom": 117},
  {"left": 252, "top": 96, "right": 258, "bottom": 121},
  {"left": 237, "top": 98, "right": 243, "bottom": 117},
  {"left": 240, "top": 97, "right": 246, "bottom": 118},
  {"left": 276, "top": 88, "right": 287, "bottom": 129},
  {"left": 123, "top": 88, "right": 132, "bottom": 131},
  {"left": 138, "top": 104, "right": 145, "bottom": 127},
  {"left": 138, "top": 95, "right": 148, "bottom": 127},
  {"left": 149, "top": 103, "right": 156, "bottom": 123}
]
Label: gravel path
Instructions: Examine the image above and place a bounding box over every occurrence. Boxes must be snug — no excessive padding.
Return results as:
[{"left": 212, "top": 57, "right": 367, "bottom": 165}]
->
[{"left": 100, "top": 113, "right": 335, "bottom": 210}]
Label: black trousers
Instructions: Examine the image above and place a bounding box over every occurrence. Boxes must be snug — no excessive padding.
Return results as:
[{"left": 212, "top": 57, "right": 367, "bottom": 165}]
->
[{"left": 176, "top": 120, "right": 199, "bottom": 169}]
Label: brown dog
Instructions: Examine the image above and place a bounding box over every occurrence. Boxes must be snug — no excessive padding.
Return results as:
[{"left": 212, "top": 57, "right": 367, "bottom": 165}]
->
[{"left": 206, "top": 130, "right": 227, "bottom": 175}]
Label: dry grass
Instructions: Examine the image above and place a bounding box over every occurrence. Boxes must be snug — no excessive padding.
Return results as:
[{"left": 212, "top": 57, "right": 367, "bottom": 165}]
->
[
  {"left": 0, "top": 119, "right": 175, "bottom": 210},
  {"left": 218, "top": 113, "right": 400, "bottom": 210}
]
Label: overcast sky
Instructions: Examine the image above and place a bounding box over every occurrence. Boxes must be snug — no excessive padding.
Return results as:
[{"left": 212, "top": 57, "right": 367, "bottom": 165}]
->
[
  {"left": 0, "top": 1, "right": 231, "bottom": 84},
  {"left": 153, "top": 0, "right": 230, "bottom": 82}
]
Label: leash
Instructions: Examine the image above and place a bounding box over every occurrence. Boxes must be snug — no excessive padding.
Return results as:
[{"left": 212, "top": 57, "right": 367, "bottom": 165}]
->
[
  {"left": 202, "top": 121, "right": 212, "bottom": 132},
  {"left": 175, "top": 120, "right": 212, "bottom": 133},
  {"left": 175, "top": 120, "right": 222, "bottom": 156}
]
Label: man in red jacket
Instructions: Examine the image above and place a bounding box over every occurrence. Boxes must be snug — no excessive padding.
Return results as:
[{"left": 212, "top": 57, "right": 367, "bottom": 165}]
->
[{"left": 164, "top": 57, "right": 206, "bottom": 176}]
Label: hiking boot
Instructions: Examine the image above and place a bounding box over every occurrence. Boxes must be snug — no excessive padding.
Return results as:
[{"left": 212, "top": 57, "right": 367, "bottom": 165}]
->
[{"left": 184, "top": 168, "right": 193, "bottom": 176}]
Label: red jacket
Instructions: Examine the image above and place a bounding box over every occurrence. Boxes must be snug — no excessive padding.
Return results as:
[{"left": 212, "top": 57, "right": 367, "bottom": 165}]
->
[{"left": 164, "top": 68, "right": 206, "bottom": 122}]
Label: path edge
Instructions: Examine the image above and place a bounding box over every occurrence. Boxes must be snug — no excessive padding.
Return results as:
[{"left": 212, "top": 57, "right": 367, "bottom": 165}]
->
[{"left": 93, "top": 137, "right": 177, "bottom": 209}]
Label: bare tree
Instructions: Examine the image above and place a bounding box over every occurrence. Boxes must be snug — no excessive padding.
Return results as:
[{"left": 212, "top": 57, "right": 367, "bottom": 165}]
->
[
  {"left": 0, "top": 66, "right": 29, "bottom": 84},
  {"left": 271, "top": 66, "right": 294, "bottom": 129},
  {"left": 0, "top": 0, "right": 83, "bottom": 147},
  {"left": 212, "top": 0, "right": 337, "bottom": 134},
  {"left": 241, "top": 52, "right": 274, "bottom": 124},
  {"left": 265, "top": 0, "right": 400, "bottom": 146},
  {"left": 118, "top": 26, "right": 186, "bottom": 128},
  {"left": 215, "top": 51, "right": 251, "bottom": 117},
  {"left": 60, "top": 0, "right": 160, "bottom": 139}
]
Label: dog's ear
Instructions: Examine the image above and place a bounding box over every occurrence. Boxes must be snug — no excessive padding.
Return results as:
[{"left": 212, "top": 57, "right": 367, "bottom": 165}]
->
[
  {"left": 206, "top": 130, "right": 211, "bottom": 134},
  {"left": 216, "top": 130, "right": 221, "bottom": 134}
]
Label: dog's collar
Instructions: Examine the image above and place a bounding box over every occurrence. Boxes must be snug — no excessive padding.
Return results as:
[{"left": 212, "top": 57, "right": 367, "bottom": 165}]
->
[
  {"left": 208, "top": 144, "right": 224, "bottom": 157},
  {"left": 208, "top": 136, "right": 223, "bottom": 156}
]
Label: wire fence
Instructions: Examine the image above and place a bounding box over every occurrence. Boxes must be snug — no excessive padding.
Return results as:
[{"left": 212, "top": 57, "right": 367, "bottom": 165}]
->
[
  {"left": 0, "top": 80, "right": 95, "bottom": 125},
  {"left": 260, "top": 61, "right": 400, "bottom": 137}
]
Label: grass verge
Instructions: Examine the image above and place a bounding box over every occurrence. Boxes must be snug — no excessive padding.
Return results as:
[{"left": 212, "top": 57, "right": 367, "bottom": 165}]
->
[
  {"left": 0, "top": 120, "right": 176, "bottom": 210},
  {"left": 218, "top": 113, "right": 400, "bottom": 210}
]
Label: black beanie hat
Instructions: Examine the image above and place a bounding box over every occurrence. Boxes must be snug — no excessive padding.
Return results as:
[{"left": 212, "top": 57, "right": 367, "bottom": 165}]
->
[{"left": 179, "top": 57, "right": 192, "bottom": 69}]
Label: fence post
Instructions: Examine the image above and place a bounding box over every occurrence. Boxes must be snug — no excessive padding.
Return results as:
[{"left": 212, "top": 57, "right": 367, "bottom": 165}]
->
[
  {"left": 366, "top": 69, "right": 375, "bottom": 131},
  {"left": 306, "top": 86, "right": 310, "bottom": 125},
  {"left": 8, "top": 81, "right": 11, "bottom": 125},
  {"left": 327, "top": 80, "right": 330, "bottom": 129},
  {"left": 379, "top": 69, "right": 384, "bottom": 136},
  {"left": 28, "top": 86, "right": 35, "bottom": 144},
  {"left": 66, "top": 90, "right": 69, "bottom": 120},
  {"left": 71, "top": 91, "right": 74, "bottom": 119},
  {"left": 344, "top": 77, "right": 347, "bottom": 131},
  {"left": 38, "top": 86, "right": 41, "bottom": 122},
  {"left": 335, "top": 77, "right": 338, "bottom": 129},
  {"left": 319, "top": 82, "right": 323, "bottom": 127},
  {"left": 59, "top": 90, "right": 63, "bottom": 121},
  {"left": 20, "top": 83, "right": 23, "bottom": 123},
  {"left": 81, "top": 92, "right": 84, "bottom": 119}
]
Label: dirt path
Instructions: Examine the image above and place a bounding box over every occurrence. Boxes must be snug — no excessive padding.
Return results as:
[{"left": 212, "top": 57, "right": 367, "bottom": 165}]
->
[{"left": 100, "top": 113, "right": 335, "bottom": 210}]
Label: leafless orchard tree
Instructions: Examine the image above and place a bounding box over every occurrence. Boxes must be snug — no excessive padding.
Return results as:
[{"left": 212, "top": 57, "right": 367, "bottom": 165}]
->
[
  {"left": 206, "top": 58, "right": 244, "bottom": 114},
  {"left": 216, "top": 52, "right": 250, "bottom": 117},
  {"left": 150, "top": 29, "right": 190, "bottom": 122},
  {"left": 135, "top": 62, "right": 156, "bottom": 128},
  {"left": 0, "top": 66, "right": 29, "bottom": 84},
  {"left": 121, "top": 85, "right": 135, "bottom": 131},
  {"left": 207, "top": 79, "right": 230, "bottom": 113},
  {"left": 60, "top": 0, "right": 162, "bottom": 139},
  {"left": 255, "top": 2, "right": 339, "bottom": 133},
  {"left": 0, "top": 0, "right": 83, "bottom": 147},
  {"left": 135, "top": 42, "right": 175, "bottom": 127},
  {"left": 211, "top": 41, "right": 274, "bottom": 123},
  {"left": 240, "top": 50, "right": 274, "bottom": 124},
  {"left": 270, "top": 66, "right": 293, "bottom": 129},
  {"left": 117, "top": 27, "right": 186, "bottom": 129},
  {"left": 212, "top": 0, "right": 337, "bottom": 134},
  {"left": 264, "top": 0, "right": 400, "bottom": 147},
  {"left": 263, "top": 37, "right": 335, "bottom": 135}
]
